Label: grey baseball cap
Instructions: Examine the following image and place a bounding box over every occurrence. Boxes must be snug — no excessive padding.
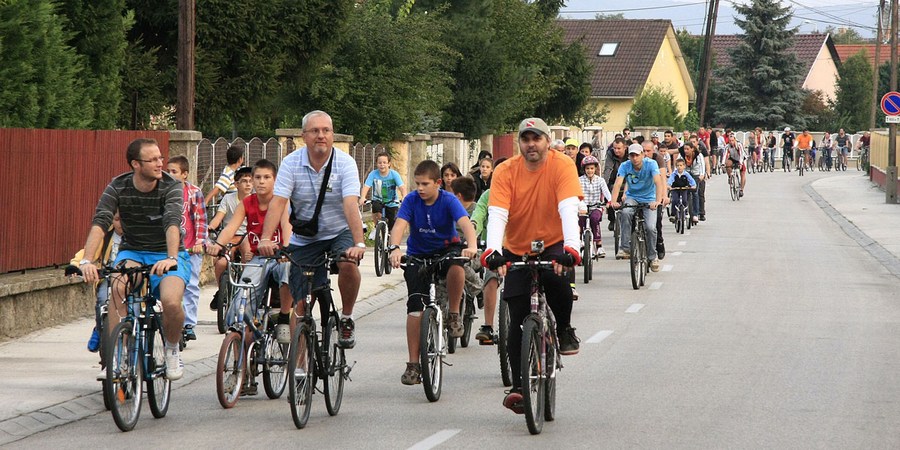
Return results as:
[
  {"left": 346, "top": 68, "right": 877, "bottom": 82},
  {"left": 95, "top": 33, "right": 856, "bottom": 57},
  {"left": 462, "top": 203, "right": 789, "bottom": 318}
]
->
[
  {"left": 628, "top": 143, "right": 643, "bottom": 155},
  {"left": 518, "top": 118, "right": 551, "bottom": 138}
]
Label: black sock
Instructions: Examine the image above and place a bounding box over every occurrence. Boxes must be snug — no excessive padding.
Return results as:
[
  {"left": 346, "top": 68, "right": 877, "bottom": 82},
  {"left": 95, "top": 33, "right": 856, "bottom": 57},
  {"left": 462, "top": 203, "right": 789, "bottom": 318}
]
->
[{"left": 278, "top": 312, "right": 290, "bottom": 325}]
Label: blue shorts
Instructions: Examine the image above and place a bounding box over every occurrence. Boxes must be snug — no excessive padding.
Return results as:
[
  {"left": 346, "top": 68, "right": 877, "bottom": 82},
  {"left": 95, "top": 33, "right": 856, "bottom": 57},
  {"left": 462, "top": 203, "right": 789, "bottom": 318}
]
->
[
  {"left": 114, "top": 250, "right": 191, "bottom": 298},
  {"left": 286, "top": 228, "right": 354, "bottom": 301}
]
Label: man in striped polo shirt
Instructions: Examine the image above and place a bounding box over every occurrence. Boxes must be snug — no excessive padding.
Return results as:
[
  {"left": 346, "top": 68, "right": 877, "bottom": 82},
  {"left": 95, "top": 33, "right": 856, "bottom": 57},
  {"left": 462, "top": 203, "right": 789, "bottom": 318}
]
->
[{"left": 258, "top": 110, "right": 366, "bottom": 349}]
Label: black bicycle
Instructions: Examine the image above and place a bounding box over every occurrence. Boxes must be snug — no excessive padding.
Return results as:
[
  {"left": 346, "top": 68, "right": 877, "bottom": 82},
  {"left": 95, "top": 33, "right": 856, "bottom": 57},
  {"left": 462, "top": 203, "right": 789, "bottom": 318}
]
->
[
  {"left": 101, "top": 263, "right": 174, "bottom": 431},
  {"left": 579, "top": 202, "right": 605, "bottom": 284},
  {"left": 506, "top": 244, "right": 562, "bottom": 435},
  {"left": 281, "top": 250, "right": 354, "bottom": 429},
  {"left": 365, "top": 200, "right": 393, "bottom": 277},
  {"left": 209, "top": 231, "right": 247, "bottom": 334},
  {"left": 618, "top": 204, "right": 650, "bottom": 290},
  {"left": 857, "top": 146, "right": 869, "bottom": 172},
  {"left": 669, "top": 187, "right": 693, "bottom": 234},
  {"left": 400, "top": 253, "right": 471, "bottom": 402}
]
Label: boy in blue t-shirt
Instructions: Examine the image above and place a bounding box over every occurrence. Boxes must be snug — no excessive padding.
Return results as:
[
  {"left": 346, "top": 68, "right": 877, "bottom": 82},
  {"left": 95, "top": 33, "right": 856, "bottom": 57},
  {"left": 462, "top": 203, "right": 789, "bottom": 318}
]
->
[
  {"left": 359, "top": 152, "right": 407, "bottom": 234},
  {"left": 388, "top": 160, "right": 478, "bottom": 386}
]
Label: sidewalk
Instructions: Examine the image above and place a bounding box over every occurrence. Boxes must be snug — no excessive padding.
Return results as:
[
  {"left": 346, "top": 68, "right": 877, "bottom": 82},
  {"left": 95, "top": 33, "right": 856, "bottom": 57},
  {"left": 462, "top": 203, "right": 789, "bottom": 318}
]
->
[
  {"left": 0, "top": 248, "right": 406, "bottom": 443},
  {"left": 806, "top": 172, "right": 900, "bottom": 278}
]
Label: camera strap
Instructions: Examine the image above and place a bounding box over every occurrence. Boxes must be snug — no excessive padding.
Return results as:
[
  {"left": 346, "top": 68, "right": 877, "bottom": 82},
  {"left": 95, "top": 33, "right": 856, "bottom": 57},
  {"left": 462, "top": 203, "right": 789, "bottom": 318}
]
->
[{"left": 303, "top": 148, "right": 335, "bottom": 225}]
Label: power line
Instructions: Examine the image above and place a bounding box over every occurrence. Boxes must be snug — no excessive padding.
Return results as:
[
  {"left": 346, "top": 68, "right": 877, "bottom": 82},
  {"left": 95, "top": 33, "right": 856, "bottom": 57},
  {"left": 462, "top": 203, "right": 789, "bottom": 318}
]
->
[{"left": 564, "top": 2, "right": 707, "bottom": 13}]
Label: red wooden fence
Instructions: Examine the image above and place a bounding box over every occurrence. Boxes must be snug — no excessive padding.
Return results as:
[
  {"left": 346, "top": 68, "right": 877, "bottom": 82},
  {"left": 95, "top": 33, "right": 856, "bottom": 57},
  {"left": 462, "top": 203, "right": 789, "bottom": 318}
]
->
[
  {"left": 1, "top": 129, "right": 171, "bottom": 273},
  {"left": 492, "top": 133, "right": 515, "bottom": 159}
]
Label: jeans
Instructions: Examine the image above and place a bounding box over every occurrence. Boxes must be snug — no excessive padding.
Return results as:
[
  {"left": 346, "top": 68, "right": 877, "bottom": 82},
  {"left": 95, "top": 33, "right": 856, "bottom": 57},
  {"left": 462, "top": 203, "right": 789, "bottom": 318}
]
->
[
  {"left": 183, "top": 253, "right": 202, "bottom": 327},
  {"left": 578, "top": 209, "right": 603, "bottom": 242},
  {"left": 618, "top": 198, "right": 658, "bottom": 261}
]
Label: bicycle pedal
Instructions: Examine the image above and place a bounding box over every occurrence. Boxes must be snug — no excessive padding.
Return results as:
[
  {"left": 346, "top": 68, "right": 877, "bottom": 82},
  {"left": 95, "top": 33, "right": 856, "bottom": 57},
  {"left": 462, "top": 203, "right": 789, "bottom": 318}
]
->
[{"left": 441, "top": 360, "right": 454, "bottom": 367}]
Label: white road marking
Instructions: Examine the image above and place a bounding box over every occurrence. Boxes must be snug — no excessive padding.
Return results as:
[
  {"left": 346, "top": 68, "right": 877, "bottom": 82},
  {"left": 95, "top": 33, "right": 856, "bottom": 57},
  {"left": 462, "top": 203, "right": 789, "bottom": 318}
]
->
[
  {"left": 672, "top": 251, "right": 683, "bottom": 256},
  {"left": 662, "top": 265, "right": 673, "bottom": 272},
  {"left": 649, "top": 282, "right": 663, "bottom": 290},
  {"left": 408, "top": 429, "right": 461, "bottom": 450},
  {"left": 677, "top": 241, "right": 687, "bottom": 246},
  {"left": 684, "top": 231, "right": 691, "bottom": 236},
  {"left": 625, "top": 303, "right": 645, "bottom": 313},
  {"left": 586, "top": 330, "right": 614, "bottom": 343}
]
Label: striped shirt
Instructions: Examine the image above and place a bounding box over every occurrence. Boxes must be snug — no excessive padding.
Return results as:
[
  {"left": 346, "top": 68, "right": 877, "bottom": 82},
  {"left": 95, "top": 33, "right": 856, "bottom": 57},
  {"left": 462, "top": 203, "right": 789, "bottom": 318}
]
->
[
  {"left": 215, "top": 166, "right": 237, "bottom": 194},
  {"left": 274, "top": 147, "right": 361, "bottom": 246},
  {"left": 92, "top": 172, "right": 184, "bottom": 253},
  {"left": 579, "top": 174, "right": 611, "bottom": 206}
]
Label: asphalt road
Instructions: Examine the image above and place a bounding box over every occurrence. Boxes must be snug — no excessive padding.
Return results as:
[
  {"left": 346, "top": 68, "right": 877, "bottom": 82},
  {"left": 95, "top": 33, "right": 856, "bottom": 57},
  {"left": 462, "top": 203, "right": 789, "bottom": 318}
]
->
[{"left": 8, "top": 169, "right": 900, "bottom": 449}]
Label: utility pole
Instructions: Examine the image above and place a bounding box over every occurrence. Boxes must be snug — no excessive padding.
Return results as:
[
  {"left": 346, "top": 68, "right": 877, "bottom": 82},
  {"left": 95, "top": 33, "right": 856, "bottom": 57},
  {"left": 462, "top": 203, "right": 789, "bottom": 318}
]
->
[
  {"left": 872, "top": 0, "right": 885, "bottom": 130},
  {"left": 697, "top": 0, "right": 720, "bottom": 127},
  {"left": 176, "top": 0, "right": 195, "bottom": 130},
  {"left": 889, "top": 0, "right": 898, "bottom": 203}
]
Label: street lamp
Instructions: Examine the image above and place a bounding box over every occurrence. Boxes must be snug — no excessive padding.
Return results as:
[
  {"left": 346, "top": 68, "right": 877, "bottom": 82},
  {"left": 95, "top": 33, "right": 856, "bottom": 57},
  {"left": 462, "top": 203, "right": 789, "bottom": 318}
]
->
[{"left": 803, "top": 20, "right": 819, "bottom": 33}]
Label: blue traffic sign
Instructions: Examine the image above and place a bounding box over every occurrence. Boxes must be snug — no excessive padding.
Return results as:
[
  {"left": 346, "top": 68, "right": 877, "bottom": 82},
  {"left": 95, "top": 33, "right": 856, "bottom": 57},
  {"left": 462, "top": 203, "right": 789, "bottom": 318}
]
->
[{"left": 881, "top": 91, "right": 900, "bottom": 116}]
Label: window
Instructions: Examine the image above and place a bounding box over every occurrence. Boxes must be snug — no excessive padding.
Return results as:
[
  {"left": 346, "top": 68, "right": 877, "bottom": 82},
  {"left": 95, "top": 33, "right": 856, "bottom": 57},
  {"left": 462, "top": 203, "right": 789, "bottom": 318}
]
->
[{"left": 598, "top": 42, "right": 619, "bottom": 57}]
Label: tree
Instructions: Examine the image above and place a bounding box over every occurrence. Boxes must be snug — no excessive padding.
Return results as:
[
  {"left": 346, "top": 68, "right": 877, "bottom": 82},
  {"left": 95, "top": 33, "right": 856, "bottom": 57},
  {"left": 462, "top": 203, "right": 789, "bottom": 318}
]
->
[
  {"left": 628, "top": 85, "right": 683, "bottom": 128},
  {"left": 711, "top": 0, "right": 807, "bottom": 129},
  {"left": 535, "top": 39, "right": 592, "bottom": 124},
  {"left": 826, "top": 26, "right": 867, "bottom": 45},
  {"left": 594, "top": 12, "right": 625, "bottom": 20},
  {"left": 833, "top": 51, "right": 873, "bottom": 132},
  {"left": 57, "top": 0, "right": 128, "bottom": 129},
  {"left": 303, "top": 0, "right": 457, "bottom": 143},
  {"left": 675, "top": 28, "right": 704, "bottom": 93},
  {"left": 0, "top": 0, "right": 92, "bottom": 128}
]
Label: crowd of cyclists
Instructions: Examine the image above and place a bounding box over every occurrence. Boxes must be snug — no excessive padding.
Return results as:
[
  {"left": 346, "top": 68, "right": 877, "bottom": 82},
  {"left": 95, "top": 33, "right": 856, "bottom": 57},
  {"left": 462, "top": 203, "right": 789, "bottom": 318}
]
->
[{"left": 70, "top": 111, "right": 868, "bottom": 432}]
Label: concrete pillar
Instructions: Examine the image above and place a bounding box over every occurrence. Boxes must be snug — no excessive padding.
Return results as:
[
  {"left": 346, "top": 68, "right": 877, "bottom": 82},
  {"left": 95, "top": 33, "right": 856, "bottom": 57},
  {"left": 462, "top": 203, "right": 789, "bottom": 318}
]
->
[
  {"left": 429, "top": 131, "right": 465, "bottom": 167},
  {"left": 333, "top": 133, "right": 354, "bottom": 154},
  {"left": 402, "top": 133, "right": 431, "bottom": 184},
  {"left": 168, "top": 130, "right": 202, "bottom": 185},
  {"left": 480, "top": 134, "right": 494, "bottom": 156},
  {"left": 633, "top": 126, "right": 660, "bottom": 139},
  {"left": 549, "top": 126, "right": 569, "bottom": 143},
  {"left": 275, "top": 128, "right": 303, "bottom": 158}
]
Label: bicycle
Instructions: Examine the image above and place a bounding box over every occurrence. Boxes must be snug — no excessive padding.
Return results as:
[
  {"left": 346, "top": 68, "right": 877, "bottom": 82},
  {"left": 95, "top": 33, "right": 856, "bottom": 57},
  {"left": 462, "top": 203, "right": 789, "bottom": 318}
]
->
[
  {"left": 400, "top": 253, "right": 471, "bottom": 402},
  {"left": 617, "top": 203, "right": 651, "bottom": 290},
  {"left": 497, "top": 294, "right": 512, "bottom": 387},
  {"left": 281, "top": 250, "right": 354, "bottom": 429},
  {"left": 66, "top": 265, "right": 113, "bottom": 410},
  {"left": 669, "top": 187, "right": 693, "bottom": 234},
  {"left": 783, "top": 148, "right": 792, "bottom": 173},
  {"left": 506, "top": 243, "right": 562, "bottom": 435},
  {"left": 579, "top": 202, "right": 605, "bottom": 284},
  {"left": 836, "top": 147, "right": 848, "bottom": 171},
  {"left": 365, "top": 200, "right": 393, "bottom": 277},
  {"left": 209, "top": 231, "right": 247, "bottom": 334},
  {"left": 215, "top": 256, "right": 288, "bottom": 409},
  {"left": 857, "top": 146, "right": 870, "bottom": 172},
  {"left": 101, "top": 263, "right": 173, "bottom": 432},
  {"left": 798, "top": 150, "right": 806, "bottom": 176},
  {"left": 728, "top": 167, "right": 741, "bottom": 202}
]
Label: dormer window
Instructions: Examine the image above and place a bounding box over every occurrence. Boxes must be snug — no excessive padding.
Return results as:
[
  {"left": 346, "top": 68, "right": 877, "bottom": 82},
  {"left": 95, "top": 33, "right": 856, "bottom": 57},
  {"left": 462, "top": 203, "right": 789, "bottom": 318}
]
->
[{"left": 598, "top": 42, "right": 619, "bottom": 56}]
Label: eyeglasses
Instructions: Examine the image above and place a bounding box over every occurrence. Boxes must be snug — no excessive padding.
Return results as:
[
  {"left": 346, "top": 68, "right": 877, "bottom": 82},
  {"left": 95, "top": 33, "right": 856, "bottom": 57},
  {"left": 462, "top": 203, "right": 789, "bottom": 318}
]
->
[
  {"left": 303, "top": 128, "right": 333, "bottom": 135},
  {"left": 137, "top": 157, "right": 165, "bottom": 164}
]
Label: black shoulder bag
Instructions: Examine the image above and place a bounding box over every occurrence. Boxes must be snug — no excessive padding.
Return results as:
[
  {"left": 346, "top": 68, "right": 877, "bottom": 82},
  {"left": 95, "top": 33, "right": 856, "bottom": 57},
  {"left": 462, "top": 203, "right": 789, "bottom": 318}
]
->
[{"left": 291, "top": 150, "right": 335, "bottom": 237}]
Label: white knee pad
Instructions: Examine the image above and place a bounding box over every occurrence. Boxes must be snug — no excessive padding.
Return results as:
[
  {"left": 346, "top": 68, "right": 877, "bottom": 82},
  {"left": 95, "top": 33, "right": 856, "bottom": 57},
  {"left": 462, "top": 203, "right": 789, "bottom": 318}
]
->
[{"left": 408, "top": 311, "right": 422, "bottom": 317}]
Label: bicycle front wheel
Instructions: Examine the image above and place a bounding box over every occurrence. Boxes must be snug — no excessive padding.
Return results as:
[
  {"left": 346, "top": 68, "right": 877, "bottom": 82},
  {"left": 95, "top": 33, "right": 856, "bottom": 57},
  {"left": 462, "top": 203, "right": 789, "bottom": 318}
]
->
[
  {"left": 521, "top": 316, "right": 545, "bottom": 435},
  {"left": 216, "top": 273, "right": 229, "bottom": 334},
  {"left": 374, "top": 221, "right": 386, "bottom": 277},
  {"left": 582, "top": 229, "right": 591, "bottom": 284},
  {"left": 100, "top": 312, "right": 111, "bottom": 411},
  {"left": 288, "top": 323, "right": 316, "bottom": 429},
  {"left": 498, "top": 298, "right": 512, "bottom": 387},
  {"left": 105, "top": 320, "right": 142, "bottom": 432},
  {"left": 630, "top": 231, "right": 640, "bottom": 290},
  {"left": 323, "top": 314, "right": 346, "bottom": 416},
  {"left": 420, "top": 307, "right": 443, "bottom": 402},
  {"left": 262, "top": 335, "right": 288, "bottom": 400},
  {"left": 216, "top": 331, "right": 245, "bottom": 409},
  {"left": 145, "top": 317, "right": 170, "bottom": 418}
]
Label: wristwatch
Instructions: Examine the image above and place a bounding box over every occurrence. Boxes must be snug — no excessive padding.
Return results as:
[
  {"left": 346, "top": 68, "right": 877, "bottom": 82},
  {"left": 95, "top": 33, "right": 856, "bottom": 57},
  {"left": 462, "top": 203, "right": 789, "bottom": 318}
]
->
[
  {"left": 355, "top": 242, "right": 366, "bottom": 248},
  {"left": 388, "top": 245, "right": 400, "bottom": 252},
  {"left": 79, "top": 259, "right": 92, "bottom": 266}
]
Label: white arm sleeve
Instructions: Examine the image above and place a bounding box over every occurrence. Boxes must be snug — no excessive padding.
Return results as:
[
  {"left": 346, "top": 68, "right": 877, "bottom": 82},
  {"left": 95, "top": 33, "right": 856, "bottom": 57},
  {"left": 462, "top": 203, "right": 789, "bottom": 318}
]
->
[
  {"left": 486, "top": 206, "right": 509, "bottom": 251},
  {"left": 558, "top": 196, "right": 581, "bottom": 249}
]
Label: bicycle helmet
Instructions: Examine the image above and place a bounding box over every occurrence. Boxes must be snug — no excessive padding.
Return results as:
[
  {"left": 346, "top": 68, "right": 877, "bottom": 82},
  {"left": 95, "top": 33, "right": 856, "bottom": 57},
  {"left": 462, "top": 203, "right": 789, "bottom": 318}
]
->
[
  {"left": 581, "top": 155, "right": 600, "bottom": 167},
  {"left": 784, "top": 127, "right": 791, "bottom": 132}
]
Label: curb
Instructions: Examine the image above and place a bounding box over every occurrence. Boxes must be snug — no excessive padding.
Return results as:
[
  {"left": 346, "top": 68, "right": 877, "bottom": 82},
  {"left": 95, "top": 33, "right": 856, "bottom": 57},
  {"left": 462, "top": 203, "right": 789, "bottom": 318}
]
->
[
  {"left": 0, "top": 282, "right": 408, "bottom": 445},
  {"left": 804, "top": 183, "right": 900, "bottom": 279}
]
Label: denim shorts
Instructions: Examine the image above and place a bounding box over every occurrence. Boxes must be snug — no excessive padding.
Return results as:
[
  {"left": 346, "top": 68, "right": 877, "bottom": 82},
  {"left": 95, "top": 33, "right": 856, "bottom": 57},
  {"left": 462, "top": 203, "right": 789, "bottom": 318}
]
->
[
  {"left": 286, "top": 228, "right": 354, "bottom": 301},
  {"left": 113, "top": 249, "right": 191, "bottom": 299}
]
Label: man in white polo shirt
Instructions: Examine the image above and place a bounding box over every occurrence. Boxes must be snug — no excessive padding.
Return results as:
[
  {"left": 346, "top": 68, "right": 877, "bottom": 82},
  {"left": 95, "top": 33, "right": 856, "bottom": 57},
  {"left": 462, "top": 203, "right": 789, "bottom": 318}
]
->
[{"left": 258, "top": 110, "right": 367, "bottom": 349}]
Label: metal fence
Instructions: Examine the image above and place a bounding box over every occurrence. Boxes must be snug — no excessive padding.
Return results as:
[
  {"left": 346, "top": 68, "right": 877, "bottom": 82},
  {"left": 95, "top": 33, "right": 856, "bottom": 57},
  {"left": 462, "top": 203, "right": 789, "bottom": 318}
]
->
[{"left": 196, "top": 137, "right": 282, "bottom": 195}]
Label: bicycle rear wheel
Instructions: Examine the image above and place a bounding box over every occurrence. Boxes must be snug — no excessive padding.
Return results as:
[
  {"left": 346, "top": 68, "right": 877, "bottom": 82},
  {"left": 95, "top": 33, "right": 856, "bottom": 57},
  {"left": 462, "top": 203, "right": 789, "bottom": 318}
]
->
[
  {"left": 262, "top": 335, "right": 288, "bottom": 400},
  {"left": 544, "top": 327, "right": 557, "bottom": 422},
  {"left": 216, "top": 331, "right": 245, "bottom": 409},
  {"left": 498, "top": 298, "right": 512, "bottom": 387},
  {"left": 460, "top": 294, "right": 475, "bottom": 348},
  {"left": 288, "top": 323, "right": 316, "bottom": 429},
  {"left": 374, "top": 221, "right": 386, "bottom": 277},
  {"left": 105, "top": 321, "right": 142, "bottom": 432},
  {"left": 581, "top": 229, "right": 591, "bottom": 284},
  {"left": 521, "top": 316, "right": 545, "bottom": 435},
  {"left": 420, "top": 307, "right": 443, "bottom": 402},
  {"left": 323, "top": 313, "right": 346, "bottom": 416},
  {"left": 383, "top": 230, "right": 393, "bottom": 275},
  {"left": 613, "top": 216, "right": 620, "bottom": 254},
  {"left": 216, "top": 273, "right": 229, "bottom": 334},
  {"left": 145, "top": 317, "right": 170, "bottom": 418}
]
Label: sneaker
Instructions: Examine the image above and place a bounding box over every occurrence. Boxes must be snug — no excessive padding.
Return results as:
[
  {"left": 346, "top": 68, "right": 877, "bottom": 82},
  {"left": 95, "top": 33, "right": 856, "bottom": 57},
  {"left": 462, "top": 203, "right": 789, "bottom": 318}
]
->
[
  {"left": 607, "top": 221, "right": 615, "bottom": 232},
  {"left": 448, "top": 313, "right": 464, "bottom": 338},
  {"left": 276, "top": 324, "right": 291, "bottom": 345},
  {"left": 503, "top": 389, "right": 525, "bottom": 414},
  {"left": 240, "top": 382, "right": 258, "bottom": 396},
  {"left": 571, "top": 285, "right": 579, "bottom": 301},
  {"left": 475, "top": 325, "right": 494, "bottom": 345},
  {"left": 657, "top": 246, "right": 666, "bottom": 260},
  {"left": 691, "top": 216, "right": 699, "bottom": 224},
  {"left": 368, "top": 229, "right": 376, "bottom": 240},
  {"left": 699, "top": 215, "right": 706, "bottom": 222},
  {"left": 209, "top": 291, "right": 220, "bottom": 310},
  {"left": 597, "top": 246, "right": 606, "bottom": 258},
  {"left": 650, "top": 259, "right": 660, "bottom": 272},
  {"left": 558, "top": 327, "right": 580, "bottom": 355},
  {"left": 338, "top": 317, "right": 356, "bottom": 349},
  {"left": 96, "top": 368, "right": 107, "bottom": 381},
  {"left": 401, "top": 362, "right": 421, "bottom": 385},
  {"left": 87, "top": 327, "right": 101, "bottom": 353},
  {"left": 165, "top": 347, "right": 184, "bottom": 381},
  {"left": 616, "top": 250, "right": 630, "bottom": 260},
  {"left": 668, "top": 216, "right": 676, "bottom": 224},
  {"left": 739, "top": 190, "right": 744, "bottom": 198},
  {"left": 183, "top": 325, "right": 197, "bottom": 341}
]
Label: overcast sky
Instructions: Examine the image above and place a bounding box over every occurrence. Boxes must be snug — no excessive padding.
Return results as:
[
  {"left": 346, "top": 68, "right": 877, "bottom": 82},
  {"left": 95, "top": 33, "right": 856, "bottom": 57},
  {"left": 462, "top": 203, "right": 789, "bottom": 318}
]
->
[{"left": 559, "top": 0, "right": 880, "bottom": 38}]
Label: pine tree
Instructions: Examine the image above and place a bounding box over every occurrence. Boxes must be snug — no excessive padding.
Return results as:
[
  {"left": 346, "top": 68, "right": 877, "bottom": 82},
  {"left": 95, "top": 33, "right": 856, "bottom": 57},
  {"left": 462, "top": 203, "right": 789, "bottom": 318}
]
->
[
  {"left": 834, "top": 51, "right": 873, "bottom": 132},
  {"left": 712, "top": 0, "right": 807, "bottom": 129}
]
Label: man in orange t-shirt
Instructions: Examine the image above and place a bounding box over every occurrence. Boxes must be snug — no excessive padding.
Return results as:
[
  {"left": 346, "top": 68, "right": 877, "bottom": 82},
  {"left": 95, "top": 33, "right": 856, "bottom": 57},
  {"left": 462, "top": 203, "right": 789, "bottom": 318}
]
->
[
  {"left": 480, "top": 117, "right": 583, "bottom": 414},
  {"left": 796, "top": 129, "right": 813, "bottom": 170}
]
